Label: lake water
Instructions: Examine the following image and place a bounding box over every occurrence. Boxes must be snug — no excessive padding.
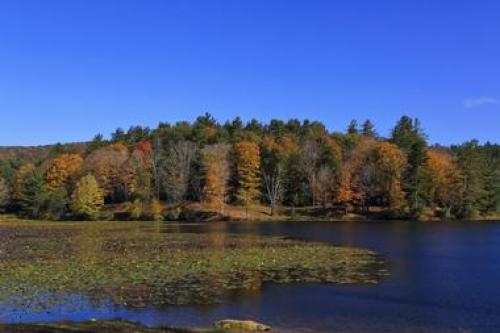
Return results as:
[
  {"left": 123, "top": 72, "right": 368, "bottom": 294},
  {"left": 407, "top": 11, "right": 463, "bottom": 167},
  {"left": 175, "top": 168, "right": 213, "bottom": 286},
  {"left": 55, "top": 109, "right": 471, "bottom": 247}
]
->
[{"left": 2, "top": 220, "right": 500, "bottom": 332}]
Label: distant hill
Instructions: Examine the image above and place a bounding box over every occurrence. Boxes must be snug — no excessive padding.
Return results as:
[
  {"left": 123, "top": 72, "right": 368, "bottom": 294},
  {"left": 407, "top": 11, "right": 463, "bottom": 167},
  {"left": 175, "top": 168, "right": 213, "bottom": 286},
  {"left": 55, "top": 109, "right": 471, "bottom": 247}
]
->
[{"left": 0, "top": 143, "right": 87, "bottom": 161}]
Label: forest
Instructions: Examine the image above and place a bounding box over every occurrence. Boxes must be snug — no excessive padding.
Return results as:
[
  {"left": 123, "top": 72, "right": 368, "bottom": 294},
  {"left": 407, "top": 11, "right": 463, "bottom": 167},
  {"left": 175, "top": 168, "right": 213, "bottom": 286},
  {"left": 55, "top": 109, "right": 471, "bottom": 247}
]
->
[{"left": 0, "top": 114, "right": 498, "bottom": 221}]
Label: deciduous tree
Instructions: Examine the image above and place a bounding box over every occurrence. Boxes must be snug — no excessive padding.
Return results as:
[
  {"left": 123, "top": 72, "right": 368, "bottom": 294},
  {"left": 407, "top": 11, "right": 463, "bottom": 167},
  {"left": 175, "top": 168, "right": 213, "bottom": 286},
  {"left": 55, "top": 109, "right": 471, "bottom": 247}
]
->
[
  {"left": 422, "top": 149, "right": 463, "bottom": 217},
  {"left": 260, "top": 135, "right": 299, "bottom": 215},
  {"left": 234, "top": 141, "right": 261, "bottom": 213},
  {"left": 202, "top": 144, "right": 230, "bottom": 213},
  {"left": 0, "top": 177, "right": 10, "bottom": 212},
  {"left": 45, "top": 153, "right": 83, "bottom": 190},
  {"left": 71, "top": 175, "right": 104, "bottom": 219},
  {"left": 81, "top": 143, "right": 129, "bottom": 202},
  {"left": 160, "top": 141, "right": 197, "bottom": 203}
]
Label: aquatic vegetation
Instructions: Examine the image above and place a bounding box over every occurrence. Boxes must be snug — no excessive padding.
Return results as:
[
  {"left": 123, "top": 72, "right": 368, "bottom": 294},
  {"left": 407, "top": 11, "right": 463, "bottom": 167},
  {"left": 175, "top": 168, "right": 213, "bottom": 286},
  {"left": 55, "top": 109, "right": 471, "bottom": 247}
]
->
[{"left": 0, "top": 219, "right": 386, "bottom": 311}]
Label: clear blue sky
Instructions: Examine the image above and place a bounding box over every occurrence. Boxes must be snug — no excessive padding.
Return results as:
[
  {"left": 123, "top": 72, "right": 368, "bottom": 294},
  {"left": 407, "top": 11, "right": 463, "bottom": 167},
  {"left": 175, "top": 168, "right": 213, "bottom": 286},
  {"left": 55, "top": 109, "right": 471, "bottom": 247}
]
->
[{"left": 0, "top": 0, "right": 499, "bottom": 146}]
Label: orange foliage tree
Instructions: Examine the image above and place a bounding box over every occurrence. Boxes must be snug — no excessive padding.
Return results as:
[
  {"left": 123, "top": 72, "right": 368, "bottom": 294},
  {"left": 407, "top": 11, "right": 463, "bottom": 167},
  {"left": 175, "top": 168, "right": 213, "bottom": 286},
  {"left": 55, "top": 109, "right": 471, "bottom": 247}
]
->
[
  {"left": 202, "top": 144, "right": 231, "bottom": 212},
  {"left": 45, "top": 154, "right": 83, "bottom": 190},
  {"left": 233, "top": 141, "right": 261, "bottom": 212},
  {"left": 336, "top": 139, "right": 406, "bottom": 215},
  {"left": 422, "top": 149, "right": 463, "bottom": 217}
]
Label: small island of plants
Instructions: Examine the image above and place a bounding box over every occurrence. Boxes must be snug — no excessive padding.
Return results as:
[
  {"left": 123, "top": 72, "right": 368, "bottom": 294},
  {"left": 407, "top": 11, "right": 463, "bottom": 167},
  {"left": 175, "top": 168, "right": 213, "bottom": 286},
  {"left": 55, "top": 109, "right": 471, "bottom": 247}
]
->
[{"left": 0, "top": 218, "right": 385, "bottom": 312}]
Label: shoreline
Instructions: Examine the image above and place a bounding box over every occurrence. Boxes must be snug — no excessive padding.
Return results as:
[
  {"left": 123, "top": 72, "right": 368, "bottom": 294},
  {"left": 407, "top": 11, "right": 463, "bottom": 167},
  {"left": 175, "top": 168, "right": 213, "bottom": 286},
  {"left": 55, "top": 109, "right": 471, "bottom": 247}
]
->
[
  {"left": 1, "top": 211, "right": 499, "bottom": 225},
  {"left": 0, "top": 320, "right": 211, "bottom": 333}
]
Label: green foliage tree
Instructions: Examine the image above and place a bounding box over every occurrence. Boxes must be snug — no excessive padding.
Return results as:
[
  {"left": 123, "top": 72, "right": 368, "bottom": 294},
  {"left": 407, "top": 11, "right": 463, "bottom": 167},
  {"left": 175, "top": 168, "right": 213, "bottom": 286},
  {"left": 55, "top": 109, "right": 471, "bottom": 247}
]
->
[
  {"left": 392, "top": 116, "right": 428, "bottom": 214},
  {"left": 86, "top": 134, "right": 107, "bottom": 153},
  {"left": 41, "top": 187, "right": 69, "bottom": 220},
  {"left": 71, "top": 175, "right": 104, "bottom": 220},
  {"left": 453, "top": 140, "right": 491, "bottom": 218},
  {"left": 2, "top": 114, "right": 498, "bottom": 222},
  {"left": 0, "top": 177, "right": 10, "bottom": 212},
  {"left": 362, "top": 120, "right": 377, "bottom": 138},
  {"left": 16, "top": 168, "right": 48, "bottom": 218},
  {"left": 347, "top": 120, "right": 359, "bottom": 135}
]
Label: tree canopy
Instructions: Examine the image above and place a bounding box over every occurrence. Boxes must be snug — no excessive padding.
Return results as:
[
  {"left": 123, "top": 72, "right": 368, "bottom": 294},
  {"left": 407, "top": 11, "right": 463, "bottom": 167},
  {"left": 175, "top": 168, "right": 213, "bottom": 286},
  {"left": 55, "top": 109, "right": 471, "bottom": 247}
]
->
[{"left": 0, "top": 114, "right": 498, "bottom": 220}]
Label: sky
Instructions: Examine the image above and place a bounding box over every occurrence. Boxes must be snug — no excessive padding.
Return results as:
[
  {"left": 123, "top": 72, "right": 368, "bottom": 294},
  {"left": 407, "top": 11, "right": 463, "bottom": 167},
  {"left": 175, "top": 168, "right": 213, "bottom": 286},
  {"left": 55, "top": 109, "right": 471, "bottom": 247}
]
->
[{"left": 0, "top": 0, "right": 499, "bottom": 146}]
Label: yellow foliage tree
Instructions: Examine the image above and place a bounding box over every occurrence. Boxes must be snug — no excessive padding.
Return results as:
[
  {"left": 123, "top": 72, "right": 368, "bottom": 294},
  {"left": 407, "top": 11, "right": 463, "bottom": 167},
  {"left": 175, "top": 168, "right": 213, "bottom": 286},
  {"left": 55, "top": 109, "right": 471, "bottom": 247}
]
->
[
  {"left": 149, "top": 199, "right": 164, "bottom": 221},
  {"left": 372, "top": 141, "right": 406, "bottom": 213},
  {"left": 71, "top": 174, "right": 104, "bottom": 219}
]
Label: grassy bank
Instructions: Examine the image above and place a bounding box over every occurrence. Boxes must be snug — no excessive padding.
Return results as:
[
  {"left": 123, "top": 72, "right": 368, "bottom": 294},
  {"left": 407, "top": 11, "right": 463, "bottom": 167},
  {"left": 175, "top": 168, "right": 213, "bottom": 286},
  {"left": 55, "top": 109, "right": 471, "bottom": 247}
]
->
[
  {"left": 0, "top": 320, "right": 207, "bottom": 333},
  {"left": 106, "top": 202, "right": 500, "bottom": 223}
]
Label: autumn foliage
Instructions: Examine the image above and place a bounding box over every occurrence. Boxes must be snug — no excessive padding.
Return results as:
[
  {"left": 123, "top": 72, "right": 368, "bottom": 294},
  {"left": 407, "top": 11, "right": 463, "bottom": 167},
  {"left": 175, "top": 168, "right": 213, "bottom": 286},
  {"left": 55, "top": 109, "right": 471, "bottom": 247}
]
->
[
  {"left": 202, "top": 144, "right": 230, "bottom": 211},
  {"left": 234, "top": 141, "right": 261, "bottom": 207},
  {"left": 1, "top": 114, "right": 497, "bottom": 221},
  {"left": 45, "top": 154, "right": 83, "bottom": 190}
]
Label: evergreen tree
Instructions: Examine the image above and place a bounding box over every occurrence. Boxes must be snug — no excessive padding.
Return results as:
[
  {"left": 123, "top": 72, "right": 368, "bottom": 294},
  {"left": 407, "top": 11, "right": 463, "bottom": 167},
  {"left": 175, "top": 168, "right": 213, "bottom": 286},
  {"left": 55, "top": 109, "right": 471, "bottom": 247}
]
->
[
  {"left": 17, "top": 169, "right": 47, "bottom": 218},
  {"left": 362, "top": 120, "right": 377, "bottom": 138},
  {"left": 86, "top": 134, "right": 107, "bottom": 153},
  {"left": 392, "top": 116, "right": 428, "bottom": 214},
  {"left": 347, "top": 120, "right": 359, "bottom": 135},
  {"left": 453, "top": 140, "right": 491, "bottom": 218},
  {"left": 41, "top": 187, "right": 69, "bottom": 220}
]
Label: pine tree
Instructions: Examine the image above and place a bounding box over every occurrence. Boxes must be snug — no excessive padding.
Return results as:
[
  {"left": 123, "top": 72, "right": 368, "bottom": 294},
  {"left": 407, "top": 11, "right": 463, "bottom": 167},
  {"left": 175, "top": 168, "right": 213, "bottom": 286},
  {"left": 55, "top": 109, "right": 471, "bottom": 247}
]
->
[
  {"left": 362, "top": 120, "right": 377, "bottom": 138},
  {"left": 453, "top": 140, "right": 490, "bottom": 218},
  {"left": 347, "top": 120, "right": 359, "bottom": 135},
  {"left": 17, "top": 169, "right": 47, "bottom": 218},
  {"left": 392, "top": 116, "right": 428, "bottom": 214}
]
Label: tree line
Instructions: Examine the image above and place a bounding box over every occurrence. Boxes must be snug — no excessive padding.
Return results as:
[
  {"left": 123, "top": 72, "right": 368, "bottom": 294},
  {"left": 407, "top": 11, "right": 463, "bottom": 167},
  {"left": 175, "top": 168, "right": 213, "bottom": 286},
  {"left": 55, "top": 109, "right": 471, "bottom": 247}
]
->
[{"left": 0, "top": 114, "right": 498, "bottom": 220}]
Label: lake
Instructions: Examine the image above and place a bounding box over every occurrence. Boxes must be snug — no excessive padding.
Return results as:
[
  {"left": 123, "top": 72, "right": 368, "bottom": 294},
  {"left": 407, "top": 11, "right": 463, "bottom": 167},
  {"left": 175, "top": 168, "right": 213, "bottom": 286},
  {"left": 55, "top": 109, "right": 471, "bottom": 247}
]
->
[{"left": 2, "top": 220, "right": 500, "bottom": 332}]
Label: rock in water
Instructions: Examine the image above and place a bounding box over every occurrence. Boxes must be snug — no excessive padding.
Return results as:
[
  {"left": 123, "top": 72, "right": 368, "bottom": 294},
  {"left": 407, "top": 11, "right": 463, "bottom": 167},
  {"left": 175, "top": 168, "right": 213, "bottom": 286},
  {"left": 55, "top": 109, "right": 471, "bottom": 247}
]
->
[{"left": 214, "top": 320, "right": 271, "bottom": 332}]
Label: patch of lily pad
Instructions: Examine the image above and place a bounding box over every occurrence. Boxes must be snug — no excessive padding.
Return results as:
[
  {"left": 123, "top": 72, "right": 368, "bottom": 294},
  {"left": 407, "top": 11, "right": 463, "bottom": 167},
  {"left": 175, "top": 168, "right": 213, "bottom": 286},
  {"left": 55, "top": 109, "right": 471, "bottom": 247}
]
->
[{"left": 0, "top": 219, "right": 387, "bottom": 311}]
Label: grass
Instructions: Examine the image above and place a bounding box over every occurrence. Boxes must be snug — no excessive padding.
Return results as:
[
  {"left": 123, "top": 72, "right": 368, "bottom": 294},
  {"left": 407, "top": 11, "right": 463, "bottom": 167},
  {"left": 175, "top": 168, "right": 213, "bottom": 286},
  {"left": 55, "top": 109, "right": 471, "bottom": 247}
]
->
[
  {"left": 0, "top": 216, "right": 386, "bottom": 312},
  {"left": 0, "top": 320, "right": 211, "bottom": 333}
]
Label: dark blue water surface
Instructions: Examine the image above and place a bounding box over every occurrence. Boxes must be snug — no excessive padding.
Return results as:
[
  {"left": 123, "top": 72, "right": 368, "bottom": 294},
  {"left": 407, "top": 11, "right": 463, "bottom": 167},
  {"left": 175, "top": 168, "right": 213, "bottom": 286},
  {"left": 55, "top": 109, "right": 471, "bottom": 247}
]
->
[{"left": 2, "top": 221, "right": 500, "bottom": 332}]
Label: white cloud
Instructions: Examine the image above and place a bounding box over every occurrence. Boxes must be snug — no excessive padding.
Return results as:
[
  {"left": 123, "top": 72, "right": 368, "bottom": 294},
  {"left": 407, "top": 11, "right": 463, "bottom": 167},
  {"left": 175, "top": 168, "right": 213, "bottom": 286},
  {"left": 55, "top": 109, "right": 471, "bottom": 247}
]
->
[{"left": 464, "top": 97, "right": 498, "bottom": 108}]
